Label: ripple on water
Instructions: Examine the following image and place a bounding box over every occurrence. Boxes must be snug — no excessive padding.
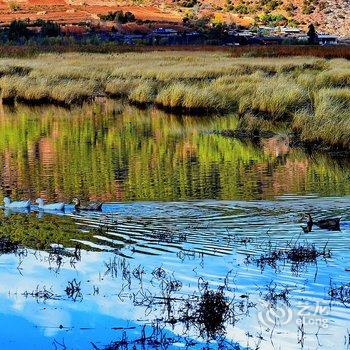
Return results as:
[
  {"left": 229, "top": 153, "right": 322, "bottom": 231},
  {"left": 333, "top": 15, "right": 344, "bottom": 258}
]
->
[{"left": 1, "top": 197, "right": 350, "bottom": 350}]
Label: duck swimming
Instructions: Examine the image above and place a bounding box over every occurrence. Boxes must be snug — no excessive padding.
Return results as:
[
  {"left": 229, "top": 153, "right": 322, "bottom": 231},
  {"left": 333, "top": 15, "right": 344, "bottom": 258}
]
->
[
  {"left": 3, "top": 197, "right": 31, "bottom": 209},
  {"left": 36, "top": 198, "right": 65, "bottom": 211},
  {"left": 301, "top": 221, "right": 313, "bottom": 233},
  {"left": 305, "top": 213, "right": 341, "bottom": 231},
  {"left": 72, "top": 198, "right": 103, "bottom": 211}
]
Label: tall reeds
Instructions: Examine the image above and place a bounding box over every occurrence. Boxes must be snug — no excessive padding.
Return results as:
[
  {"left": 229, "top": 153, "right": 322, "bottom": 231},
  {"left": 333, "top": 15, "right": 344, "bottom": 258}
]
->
[{"left": 294, "top": 88, "right": 350, "bottom": 146}]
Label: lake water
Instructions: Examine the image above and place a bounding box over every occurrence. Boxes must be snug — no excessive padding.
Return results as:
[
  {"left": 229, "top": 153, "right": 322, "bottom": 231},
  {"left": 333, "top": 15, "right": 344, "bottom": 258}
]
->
[{"left": 0, "top": 101, "right": 349, "bottom": 350}]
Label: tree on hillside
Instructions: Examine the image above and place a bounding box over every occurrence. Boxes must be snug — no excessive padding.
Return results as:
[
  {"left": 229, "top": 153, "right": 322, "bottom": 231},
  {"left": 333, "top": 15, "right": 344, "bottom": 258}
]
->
[
  {"left": 100, "top": 11, "right": 136, "bottom": 24},
  {"left": 40, "top": 21, "right": 61, "bottom": 37},
  {"left": 8, "top": 20, "right": 29, "bottom": 41},
  {"left": 123, "top": 11, "right": 136, "bottom": 23},
  {"left": 307, "top": 23, "right": 318, "bottom": 44}
]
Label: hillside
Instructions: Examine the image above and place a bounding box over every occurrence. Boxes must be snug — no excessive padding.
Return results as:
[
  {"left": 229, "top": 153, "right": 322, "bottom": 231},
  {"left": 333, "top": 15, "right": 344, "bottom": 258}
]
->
[
  {"left": 194, "top": 0, "right": 350, "bottom": 36},
  {"left": 0, "top": 0, "right": 348, "bottom": 36}
]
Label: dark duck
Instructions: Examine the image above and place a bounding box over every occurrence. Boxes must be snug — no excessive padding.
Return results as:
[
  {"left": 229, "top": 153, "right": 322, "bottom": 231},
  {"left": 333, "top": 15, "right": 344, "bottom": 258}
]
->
[
  {"left": 72, "top": 198, "right": 103, "bottom": 211},
  {"left": 302, "top": 213, "right": 341, "bottom": 232}
]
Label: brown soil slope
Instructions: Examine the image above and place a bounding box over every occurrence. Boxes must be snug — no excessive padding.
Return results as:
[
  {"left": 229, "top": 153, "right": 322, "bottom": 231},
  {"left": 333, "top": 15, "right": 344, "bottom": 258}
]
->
[{"left": 0, "top": 0, "right": 348, "bottom": 36}]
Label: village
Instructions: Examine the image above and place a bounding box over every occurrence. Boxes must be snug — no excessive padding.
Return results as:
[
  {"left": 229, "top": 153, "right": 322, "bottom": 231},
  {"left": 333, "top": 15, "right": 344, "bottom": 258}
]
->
[
  {"left": 78, "top": 25, "right": 343, "bottom": 46},
  {"left": 1, "top": 15, "right": 345, "bottom": 46}
]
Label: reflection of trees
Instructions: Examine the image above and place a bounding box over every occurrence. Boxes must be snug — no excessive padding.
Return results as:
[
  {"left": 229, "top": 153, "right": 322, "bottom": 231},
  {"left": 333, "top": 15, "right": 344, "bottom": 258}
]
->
[{"left": 0, "top": 101, "right": 350, "bottom": 202}]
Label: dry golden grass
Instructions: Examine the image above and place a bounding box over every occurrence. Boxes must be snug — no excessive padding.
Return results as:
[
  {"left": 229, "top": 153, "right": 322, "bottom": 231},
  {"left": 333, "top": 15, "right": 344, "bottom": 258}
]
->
[
  {"left": 238, "top": 77, "right": 309, "bottom": 118},
  {"left": 129, "top": 81, "right": 157, "bottom": 104},
  {"left": 105, "top": 78, "right": 143, "bottom": 97},
  {"left": 294, "top": 88, "right": 350, "bottom": 147}
]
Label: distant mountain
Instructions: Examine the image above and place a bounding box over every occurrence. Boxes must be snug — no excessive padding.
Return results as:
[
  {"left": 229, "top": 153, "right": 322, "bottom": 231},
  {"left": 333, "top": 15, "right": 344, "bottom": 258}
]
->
[{"left": 0, "top": 0, "right": 348, "bottom": 36}]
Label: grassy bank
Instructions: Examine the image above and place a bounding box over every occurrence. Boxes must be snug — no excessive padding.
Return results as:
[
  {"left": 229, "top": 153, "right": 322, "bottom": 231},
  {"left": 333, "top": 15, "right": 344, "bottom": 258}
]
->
[{"left": 0, "top": 51, "right": 349, "bottom": 147}]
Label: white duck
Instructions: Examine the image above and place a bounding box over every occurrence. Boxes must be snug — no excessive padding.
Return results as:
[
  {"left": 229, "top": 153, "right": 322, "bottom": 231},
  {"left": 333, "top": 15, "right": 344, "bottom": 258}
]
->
[
  {"left": 4, "top": 197, "right": 31, "bottom": 209},
  {"left": 36, "top": 198, "right": 65, "bottom": 211}
]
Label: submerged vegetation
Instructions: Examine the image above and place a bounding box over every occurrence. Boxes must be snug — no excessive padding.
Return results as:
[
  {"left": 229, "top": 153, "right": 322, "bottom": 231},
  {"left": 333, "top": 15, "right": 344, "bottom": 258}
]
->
[
  {"left": 0, "top": 51, "right": 349, "bottom": 147},
  {"left": 0, "top": 212, "right": 95, "bottom": 250},
  {"left": 254, "top": 240, "right": 331, "bottom": 273},
  {"left": 329, "top": 282, "right": 350, "bottom": 307}
]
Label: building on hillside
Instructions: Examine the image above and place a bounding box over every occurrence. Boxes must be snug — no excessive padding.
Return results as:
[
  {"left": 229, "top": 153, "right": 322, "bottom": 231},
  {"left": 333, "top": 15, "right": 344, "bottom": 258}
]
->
[
  {"left": 279, "top": 27, "right": 302, "bottom": 36},
  {"left": 318, "top": 34, "right": 338, "bottom": 45},
  {"left": 152, "top": 28, "right": 178, "bottom": 36},
  {"left": 235, "top": 30, "right": 254, "bottom": 38}
]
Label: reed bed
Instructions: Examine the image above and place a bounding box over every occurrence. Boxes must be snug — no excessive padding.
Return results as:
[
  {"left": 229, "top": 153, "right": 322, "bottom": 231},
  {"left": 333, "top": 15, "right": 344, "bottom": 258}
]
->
[{"left": 0, "top": 51, "right": 349, "bottom": 147}]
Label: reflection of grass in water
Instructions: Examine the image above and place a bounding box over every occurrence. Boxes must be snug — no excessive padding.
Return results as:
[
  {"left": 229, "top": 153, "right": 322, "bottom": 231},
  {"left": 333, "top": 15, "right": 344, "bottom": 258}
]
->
[
  {"left": 0, "top": 212, "right": 96, "bottom": 250},
  {"left": 1, "top": 101, "right": 350, "bottom": 201},
  {"left": 0, "top": 103, "right": 268, "bottom": 201}
]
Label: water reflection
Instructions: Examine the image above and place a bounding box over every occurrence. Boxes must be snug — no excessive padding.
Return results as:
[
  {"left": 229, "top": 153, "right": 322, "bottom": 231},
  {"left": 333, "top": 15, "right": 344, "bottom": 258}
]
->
[
  {"left": 0, "top": 198, "right": 350, "bottom": 350},
  {"left": 1, "top": 101, "right": 350, "bottom": 202}
]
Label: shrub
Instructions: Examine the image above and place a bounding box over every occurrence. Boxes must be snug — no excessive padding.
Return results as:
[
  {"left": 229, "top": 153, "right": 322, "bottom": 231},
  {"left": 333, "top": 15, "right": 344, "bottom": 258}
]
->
[
  {"left": 178, "top": 0, "right": 198, "bottom": 7},
  {"left": 9, "top": 1, "right": 20, "bottom": 11},
  {"left": 259, "top": 13, "right": 287, "bottom": 25}
]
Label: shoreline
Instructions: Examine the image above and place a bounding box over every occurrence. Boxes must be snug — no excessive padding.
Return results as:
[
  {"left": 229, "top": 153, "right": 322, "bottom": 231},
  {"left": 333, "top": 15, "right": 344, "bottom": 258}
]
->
[{"left": 3, "top": 96, "right": 350, "bottom": 154}]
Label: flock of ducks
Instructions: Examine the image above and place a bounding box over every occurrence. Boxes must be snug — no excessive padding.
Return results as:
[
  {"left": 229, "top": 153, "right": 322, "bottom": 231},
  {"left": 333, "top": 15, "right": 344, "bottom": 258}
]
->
[
  {"left": 3, "top": 197, "right": 103, "bottom": 212},
  {"left": 2, "top": 197, "right": 342, "bottom": 232}
]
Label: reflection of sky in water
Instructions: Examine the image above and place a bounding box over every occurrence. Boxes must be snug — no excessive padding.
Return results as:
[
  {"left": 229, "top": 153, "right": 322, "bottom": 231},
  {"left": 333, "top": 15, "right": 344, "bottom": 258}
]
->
[{"left": 0, "top": 198, "right": 349, "bottom": 349}]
